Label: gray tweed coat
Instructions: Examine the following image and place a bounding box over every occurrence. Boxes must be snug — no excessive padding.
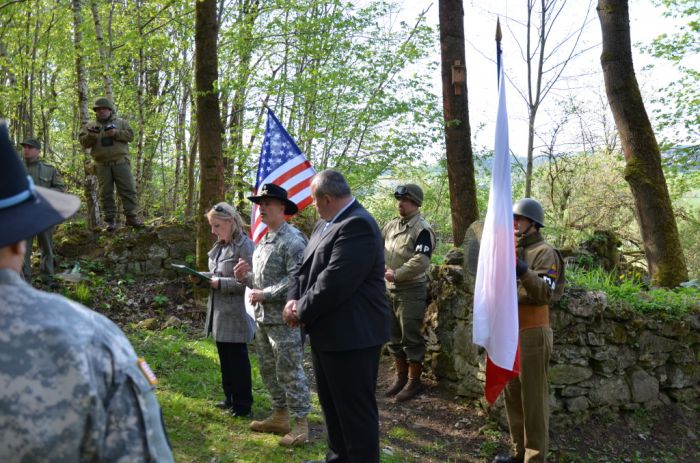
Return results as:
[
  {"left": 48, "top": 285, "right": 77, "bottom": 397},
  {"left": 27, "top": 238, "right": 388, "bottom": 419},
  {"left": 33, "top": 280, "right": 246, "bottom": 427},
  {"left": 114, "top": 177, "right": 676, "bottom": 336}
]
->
[{"left": 203, "top": 233, "right": 255, "bottom": 343}]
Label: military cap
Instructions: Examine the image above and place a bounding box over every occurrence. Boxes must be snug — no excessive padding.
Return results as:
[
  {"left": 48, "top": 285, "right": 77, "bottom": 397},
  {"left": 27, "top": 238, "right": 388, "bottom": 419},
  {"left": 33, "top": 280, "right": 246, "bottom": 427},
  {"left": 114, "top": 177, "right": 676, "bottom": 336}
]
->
[
  {"left": 394, "top": 183, "right": 424, "bottom": 207},
  {"left": 247, "top": 183, "right": 298, "bottom": 215},
  {"left": 20, "top": 137, "right": 41, "bottom": 149},
  {"left": 0, "top": 122, "right": 80, "bottom": 248},
  {"left": 92, "top": 97, "right": 115, "bottom": 112},
  {"left": 513, "top": 197, "right": 545, "bottom": 227}
]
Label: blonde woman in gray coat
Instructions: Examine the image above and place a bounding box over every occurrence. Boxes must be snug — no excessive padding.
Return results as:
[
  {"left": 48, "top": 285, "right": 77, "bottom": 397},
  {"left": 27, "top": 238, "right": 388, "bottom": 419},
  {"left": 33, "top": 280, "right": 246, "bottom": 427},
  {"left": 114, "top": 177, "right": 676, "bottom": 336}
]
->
[{"left": 196, "top": 202, "right": 255, "bottom": 416}]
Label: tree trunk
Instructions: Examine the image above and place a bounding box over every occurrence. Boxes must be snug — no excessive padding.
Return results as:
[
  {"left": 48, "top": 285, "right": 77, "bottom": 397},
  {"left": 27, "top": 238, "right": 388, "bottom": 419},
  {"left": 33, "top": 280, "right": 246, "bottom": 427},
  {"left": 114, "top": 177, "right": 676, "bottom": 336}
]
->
[
  {"left": 195, "top": 0, "right": 224, "bottom": 268},
  {"left": 72, "top": 0, "right": 100, "bottom": 232},
  {"left": 439, "top": 0, "right": 479, "bottom": 246},
  {"left": 597, "top": 0, "right": 688, "bottom": 287},
  {"left": 90, "top": 0, "right": 113, "bottom": 99}
]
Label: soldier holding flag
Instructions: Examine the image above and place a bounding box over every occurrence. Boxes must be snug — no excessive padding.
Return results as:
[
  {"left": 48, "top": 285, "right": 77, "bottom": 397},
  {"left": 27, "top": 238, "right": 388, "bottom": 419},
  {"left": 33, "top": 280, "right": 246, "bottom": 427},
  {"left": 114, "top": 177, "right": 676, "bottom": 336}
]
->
[{"left": 494, "top": 198, "right": 565, "bottom": 463}]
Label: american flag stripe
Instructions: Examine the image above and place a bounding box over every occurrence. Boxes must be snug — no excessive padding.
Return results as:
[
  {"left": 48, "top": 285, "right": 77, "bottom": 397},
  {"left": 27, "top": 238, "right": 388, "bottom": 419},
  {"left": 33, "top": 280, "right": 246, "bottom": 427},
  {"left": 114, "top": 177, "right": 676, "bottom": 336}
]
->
[{"left": 250, "top": 110, "right": 315, "bottom": 244}]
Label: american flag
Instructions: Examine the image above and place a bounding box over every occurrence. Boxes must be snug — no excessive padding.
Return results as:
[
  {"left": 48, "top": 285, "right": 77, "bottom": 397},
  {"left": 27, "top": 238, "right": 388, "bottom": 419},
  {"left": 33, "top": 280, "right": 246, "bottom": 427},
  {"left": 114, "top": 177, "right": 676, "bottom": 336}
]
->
[{"left": 249, "top": 109, "right": 315, "bottom": 244}]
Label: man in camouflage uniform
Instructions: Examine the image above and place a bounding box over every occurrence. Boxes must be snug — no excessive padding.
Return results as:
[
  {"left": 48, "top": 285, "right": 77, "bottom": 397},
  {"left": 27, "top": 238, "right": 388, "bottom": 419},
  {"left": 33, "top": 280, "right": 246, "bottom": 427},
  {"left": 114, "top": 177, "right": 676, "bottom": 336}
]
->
[
  {"left": 20, "top": 137, "right": 65, "bottom": 287},
  {"left": 494, "top": 198, "right": 565, "bottom": 463},
  {"left": 234, "top": 183, "right": 311, "bottom": 447},
  {"left": 79, "top": 96, "right": 143, "bottom": 231},
  {"left": 0, "top": 122, "right": 173, "bottom": 462},
  {"left": 382, "top": 184, "right": 435, "bottom": 402}
]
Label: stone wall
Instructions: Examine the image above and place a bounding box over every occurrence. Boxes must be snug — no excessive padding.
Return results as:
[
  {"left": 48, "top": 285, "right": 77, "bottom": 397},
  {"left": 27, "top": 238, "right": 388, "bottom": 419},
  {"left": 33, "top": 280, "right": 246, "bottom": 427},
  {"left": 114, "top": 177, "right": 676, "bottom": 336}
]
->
[
  {"left": 424, "top": 258, "right": 700, "bottom": 423},
  {"left": 53, "top": 222, "right": 198, "bottom": 277},
  {"left": 102, "top": 223, "right": 197, "bottom": 276}
]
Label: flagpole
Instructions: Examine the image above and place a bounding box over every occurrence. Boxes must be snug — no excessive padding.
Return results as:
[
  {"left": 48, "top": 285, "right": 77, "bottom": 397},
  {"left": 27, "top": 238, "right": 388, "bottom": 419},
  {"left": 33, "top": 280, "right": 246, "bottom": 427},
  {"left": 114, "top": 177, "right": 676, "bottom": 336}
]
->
[{"left": 496, "top": 18, "right": 502, "bottom": 83}]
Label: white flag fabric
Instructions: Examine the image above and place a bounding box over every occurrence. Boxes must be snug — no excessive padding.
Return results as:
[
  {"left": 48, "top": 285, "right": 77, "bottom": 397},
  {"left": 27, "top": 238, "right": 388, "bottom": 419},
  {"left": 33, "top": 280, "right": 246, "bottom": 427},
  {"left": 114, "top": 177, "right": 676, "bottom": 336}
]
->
[{"left": 472, "top": 49, "right": 519, "bottom": 377}]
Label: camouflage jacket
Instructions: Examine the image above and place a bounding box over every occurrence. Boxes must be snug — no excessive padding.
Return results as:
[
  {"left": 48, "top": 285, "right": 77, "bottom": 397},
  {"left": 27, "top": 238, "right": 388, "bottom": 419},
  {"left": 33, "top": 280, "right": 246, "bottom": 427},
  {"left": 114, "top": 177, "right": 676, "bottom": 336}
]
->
[
  {"left": 241, "top": 222, "right": 307, "bottom": 325},
  {"left": 0, "top": 269, "right": 173, "bottom": 463},
  {"left": 24, "top": 159, "right": 65, "bottom": 191}
]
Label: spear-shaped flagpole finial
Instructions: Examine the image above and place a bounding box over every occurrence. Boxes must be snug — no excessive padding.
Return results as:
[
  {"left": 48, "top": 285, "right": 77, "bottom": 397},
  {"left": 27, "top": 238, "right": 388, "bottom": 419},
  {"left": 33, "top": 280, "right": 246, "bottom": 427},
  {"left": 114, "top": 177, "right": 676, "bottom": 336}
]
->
[{"left": 496, "top": 17, "right": 502, "bottom": 43}]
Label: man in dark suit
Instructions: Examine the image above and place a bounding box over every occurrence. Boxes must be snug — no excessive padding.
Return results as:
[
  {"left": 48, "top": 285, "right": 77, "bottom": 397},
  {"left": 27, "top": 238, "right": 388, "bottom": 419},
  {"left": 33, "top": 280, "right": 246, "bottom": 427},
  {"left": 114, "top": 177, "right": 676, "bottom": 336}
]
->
[{"left": 283, "top": 170, "right": 390, "bottom": 463}]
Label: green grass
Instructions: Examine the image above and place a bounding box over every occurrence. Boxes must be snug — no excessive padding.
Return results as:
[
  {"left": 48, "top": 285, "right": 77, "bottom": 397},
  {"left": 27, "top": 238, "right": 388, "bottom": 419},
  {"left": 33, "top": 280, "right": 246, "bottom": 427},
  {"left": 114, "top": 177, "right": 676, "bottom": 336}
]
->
[
  {"left": 566, "top": 267, "right": 700, "bottom": 317},
  {"left": 127, "top": 327, "right": 415, "bottom": 462}
]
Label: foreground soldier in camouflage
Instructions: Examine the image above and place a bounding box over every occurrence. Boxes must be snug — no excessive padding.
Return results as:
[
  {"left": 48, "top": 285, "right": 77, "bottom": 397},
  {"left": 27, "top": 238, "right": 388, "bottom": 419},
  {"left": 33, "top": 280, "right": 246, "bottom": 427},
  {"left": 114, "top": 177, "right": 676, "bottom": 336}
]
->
[
  {"left": 20, "top": 137, "right": 65, "bottom": 287},
  {"left": 234, "top": 183, "right": 311, "bottom": 446},
  {"left": 0, "top": 122, "right": 173, "bottom": 462}
]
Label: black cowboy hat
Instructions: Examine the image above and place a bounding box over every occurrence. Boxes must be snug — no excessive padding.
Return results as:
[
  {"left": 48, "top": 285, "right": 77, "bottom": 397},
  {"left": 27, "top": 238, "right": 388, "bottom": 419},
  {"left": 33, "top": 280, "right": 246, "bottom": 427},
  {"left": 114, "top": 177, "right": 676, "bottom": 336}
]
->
[
  {"left": 0, "top": 122, "right": 80, "bottom": 248},
  {"left": 247, "top": 183, "right": 298, "bottom": 215}
]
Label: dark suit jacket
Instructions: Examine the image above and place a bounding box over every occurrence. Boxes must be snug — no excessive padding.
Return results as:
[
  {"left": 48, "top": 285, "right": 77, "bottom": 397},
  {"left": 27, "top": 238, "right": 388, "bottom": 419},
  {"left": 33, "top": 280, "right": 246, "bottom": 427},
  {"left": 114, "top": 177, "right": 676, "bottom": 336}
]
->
[{"left": 288, "top": 200, "right": 390, "bottom": 351}]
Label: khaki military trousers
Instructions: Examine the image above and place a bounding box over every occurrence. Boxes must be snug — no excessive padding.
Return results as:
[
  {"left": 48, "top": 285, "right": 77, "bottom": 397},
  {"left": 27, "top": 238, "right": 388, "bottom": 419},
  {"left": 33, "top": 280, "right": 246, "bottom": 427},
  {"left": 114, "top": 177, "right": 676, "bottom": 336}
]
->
[
  {"left": 22, "top": 227, "right": 55, "bottom": 282},
  {"left": 95, "top": 158, "right": 139, "bottom": 221},
  {"left": 386, "top": 283, "right": 428, "bottom": 362},
  {"left": 504, "top": 326, "right": 553, "bottom": 463}
]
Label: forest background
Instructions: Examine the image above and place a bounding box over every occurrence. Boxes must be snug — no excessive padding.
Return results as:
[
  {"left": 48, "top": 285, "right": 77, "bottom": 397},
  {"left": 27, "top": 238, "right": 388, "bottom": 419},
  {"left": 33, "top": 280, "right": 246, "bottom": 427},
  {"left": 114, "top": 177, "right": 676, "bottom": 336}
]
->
[{"left": 0, "top": 0, "right": 698, "bottom": 280}]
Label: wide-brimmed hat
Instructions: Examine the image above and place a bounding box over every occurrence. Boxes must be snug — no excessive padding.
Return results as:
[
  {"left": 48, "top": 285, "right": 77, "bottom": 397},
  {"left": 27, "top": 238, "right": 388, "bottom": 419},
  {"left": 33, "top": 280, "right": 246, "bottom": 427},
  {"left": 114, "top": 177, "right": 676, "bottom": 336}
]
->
[
  {"left": 247, "top": 183, "right": 298, "bottom": 215},
  {"left": 0, "top": 122, "right": 80, "bottom": 248},
  {"left": 20, "top": 137, "right": 41, "bottom": 149}
]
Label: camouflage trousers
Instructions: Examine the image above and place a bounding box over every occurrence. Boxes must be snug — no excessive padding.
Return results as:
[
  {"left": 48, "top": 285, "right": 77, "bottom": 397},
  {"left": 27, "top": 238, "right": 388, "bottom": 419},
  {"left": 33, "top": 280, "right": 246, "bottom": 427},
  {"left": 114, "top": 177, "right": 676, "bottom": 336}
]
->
[
  {"left": 255, "top": 323, "right": 310, "bottom": 418},
  {"left": 386, "top": 284, "right": 428, "bottom": 363},
  {"left": 95, "top": 158, "right": 139, "bottom": 220}
]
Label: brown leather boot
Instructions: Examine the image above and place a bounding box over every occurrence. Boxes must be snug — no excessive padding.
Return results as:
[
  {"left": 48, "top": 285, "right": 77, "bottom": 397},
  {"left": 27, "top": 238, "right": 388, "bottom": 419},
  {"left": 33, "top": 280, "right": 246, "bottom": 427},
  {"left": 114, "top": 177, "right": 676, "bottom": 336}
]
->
[
  {"left": 395, "top": 362, "right": 422, "bottom": 402},
  {"left": 384, "top": 356, "right": 409, "bottom": 397},
  {"left": 278, "top": 416, "right": 309, "bottom": 446},
  {"left": 249, "top": 408, "right": 290, "bottom": 434}
]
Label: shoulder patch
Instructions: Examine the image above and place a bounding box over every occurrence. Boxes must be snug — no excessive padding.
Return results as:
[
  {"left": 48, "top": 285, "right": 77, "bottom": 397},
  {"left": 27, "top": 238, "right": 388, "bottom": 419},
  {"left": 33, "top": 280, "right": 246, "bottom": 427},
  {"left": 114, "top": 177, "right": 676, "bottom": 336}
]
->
[
  {"left": 546, "top": 264, "right": 558, "bottom": 279},
  {"left": 137, "top": 358, "right": 158, "bottom": 385}
]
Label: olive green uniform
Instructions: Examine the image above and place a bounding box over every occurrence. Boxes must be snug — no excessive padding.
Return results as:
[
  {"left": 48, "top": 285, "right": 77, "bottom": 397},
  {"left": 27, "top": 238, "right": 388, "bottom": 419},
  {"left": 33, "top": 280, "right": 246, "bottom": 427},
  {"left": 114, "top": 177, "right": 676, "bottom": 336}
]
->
[
  {"left": 78, "top": 113, "right": 139, "bottom": 222},
  {"left": 504, "top": 231, "right": 564, "bottom": 463},
  {"left": 382, "top": 210, "right": 435, "bottom": 362},
  {"left": 22, "top": 159, "right": 65, "bottom": 282}
]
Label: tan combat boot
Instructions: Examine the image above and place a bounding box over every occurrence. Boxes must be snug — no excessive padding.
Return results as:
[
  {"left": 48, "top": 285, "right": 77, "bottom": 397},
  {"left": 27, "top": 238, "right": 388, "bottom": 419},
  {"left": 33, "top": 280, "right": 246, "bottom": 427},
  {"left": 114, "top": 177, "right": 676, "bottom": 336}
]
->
[
  {"left": 278, "top": 416, "right": 309, "bottom": 446},
  {"left": 384, "top": 356, "right": 409, "bottom": 397},
  {"left": 395, "top": 362, "right": 422, "bottom": 402},
  {"left": 249, "top": 408, "right": 290, "bottom": 434}
]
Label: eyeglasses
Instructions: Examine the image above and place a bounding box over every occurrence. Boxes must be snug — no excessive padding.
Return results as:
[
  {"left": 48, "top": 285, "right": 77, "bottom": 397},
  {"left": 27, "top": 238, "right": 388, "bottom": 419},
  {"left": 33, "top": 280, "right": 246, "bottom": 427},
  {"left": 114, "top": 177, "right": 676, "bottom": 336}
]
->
[
  {"left": 394, "top": 186, "right": 408, "bottom": 196},
  {"left": 214, "top": 205, "right": 225, "bottom": 212}
]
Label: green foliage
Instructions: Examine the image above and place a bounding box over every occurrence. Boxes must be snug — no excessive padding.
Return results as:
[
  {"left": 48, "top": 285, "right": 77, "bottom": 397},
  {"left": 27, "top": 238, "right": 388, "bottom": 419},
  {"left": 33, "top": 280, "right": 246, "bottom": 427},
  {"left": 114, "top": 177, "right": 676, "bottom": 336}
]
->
[
  {"left": 152, "top": 295, "right": 169, "bottom": 307},
  {"left": 477, "top": 427, "right": 503, "bottom": 459},
  {"left": 643, "top": 0, "right": 700, "bottom": 148},
  {"left": 71, "top": 282, "right": 93, "bottom": 305},
  {"left": 0, "top": 0, "right": 439, "bottom": 223},
  {"left": 567, "top": 267, "right": 699, "bottom": 317}
]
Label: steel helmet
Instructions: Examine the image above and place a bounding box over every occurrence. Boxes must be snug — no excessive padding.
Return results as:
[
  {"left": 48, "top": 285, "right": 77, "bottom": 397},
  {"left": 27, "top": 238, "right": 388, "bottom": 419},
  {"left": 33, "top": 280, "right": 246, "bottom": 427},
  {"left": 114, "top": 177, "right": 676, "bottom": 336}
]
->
[
  {"left": 394, "top": 183, "right": 424, "bottom": 207},
  {"left": 92, "top": 97, "right": 115, "bottom": 112},
  {"left": 513, "top": 198, "right": 545, "bottom": 227}
]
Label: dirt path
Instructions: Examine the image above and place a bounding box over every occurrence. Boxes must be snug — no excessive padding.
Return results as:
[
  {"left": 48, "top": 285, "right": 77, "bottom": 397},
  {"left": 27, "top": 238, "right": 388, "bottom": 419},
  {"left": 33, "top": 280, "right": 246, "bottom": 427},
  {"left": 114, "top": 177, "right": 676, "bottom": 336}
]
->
[{"left": 375, "top": 356, "right": 699, "bottom": 463}]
